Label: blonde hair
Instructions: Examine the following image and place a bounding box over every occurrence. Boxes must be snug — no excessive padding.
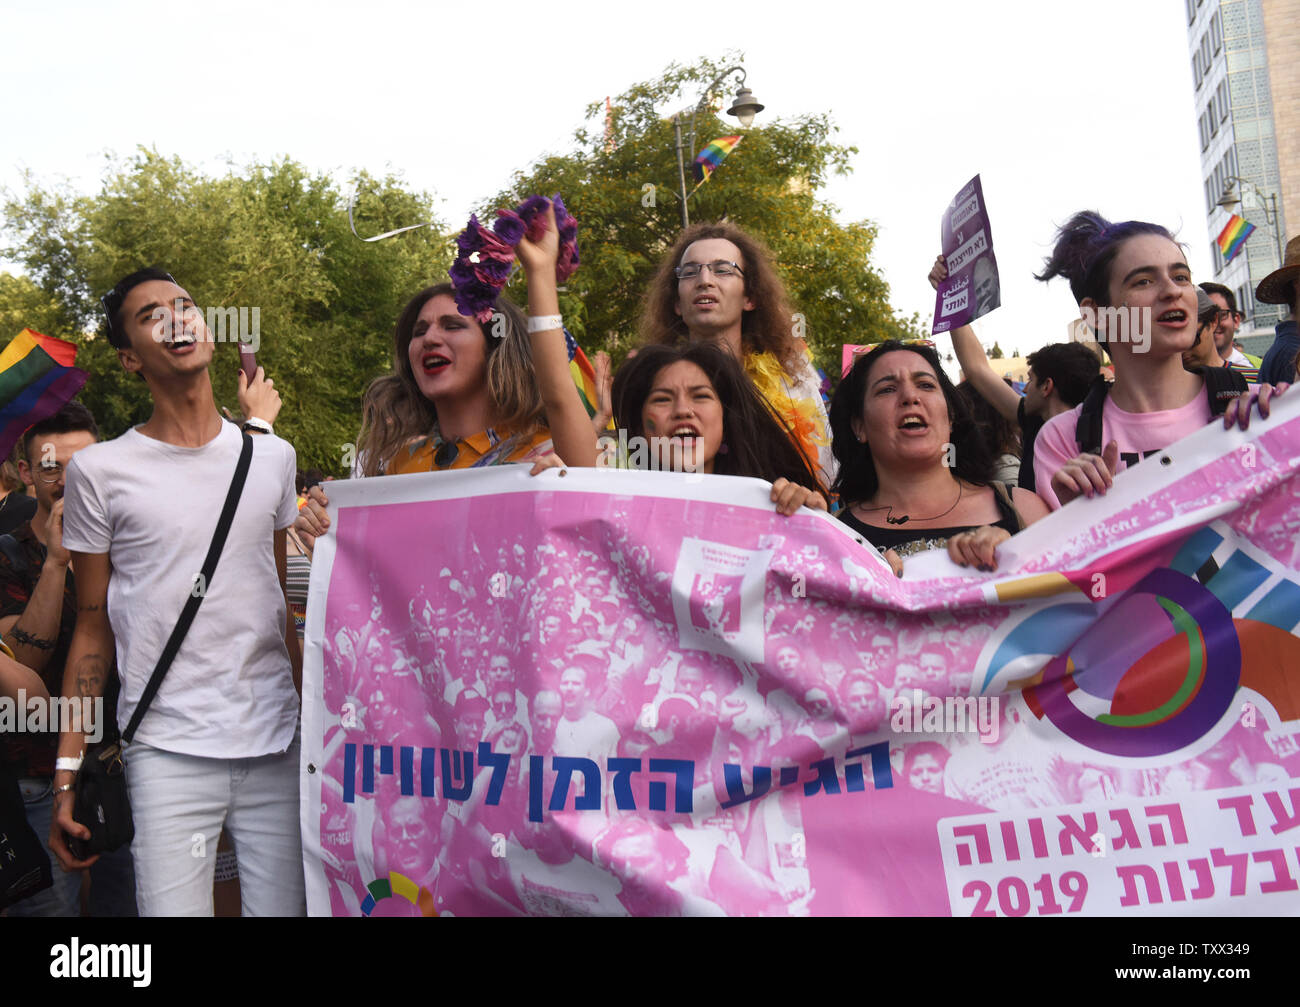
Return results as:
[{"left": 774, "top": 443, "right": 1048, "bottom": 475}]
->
[{"left": 357, "top": 283, "right": 544, "bottom": 476}]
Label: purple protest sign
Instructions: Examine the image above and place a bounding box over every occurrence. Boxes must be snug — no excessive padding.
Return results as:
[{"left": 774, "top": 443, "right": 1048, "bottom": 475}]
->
[{"left": 932, "top": 174, "right": 1001, "bottom": 333}]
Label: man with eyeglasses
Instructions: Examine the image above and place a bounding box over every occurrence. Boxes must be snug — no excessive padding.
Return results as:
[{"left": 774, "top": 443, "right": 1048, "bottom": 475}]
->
[
  {"left": 0, "top": 401, "right": 134, "bottom": 915},
  {"left": 640, "top": 222, "right": 835, "bottom": 486},
  {"left": 1200, "top": 282, "right": 1261, "bottom": 379}
]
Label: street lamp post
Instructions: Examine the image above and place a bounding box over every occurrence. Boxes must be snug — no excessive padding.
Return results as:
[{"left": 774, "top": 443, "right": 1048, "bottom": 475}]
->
[{"left": 672, "top": 67, "right": 764, "bottom": 229}]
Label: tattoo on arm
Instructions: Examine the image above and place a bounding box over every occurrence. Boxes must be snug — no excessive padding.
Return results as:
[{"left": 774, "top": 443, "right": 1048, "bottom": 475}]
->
[
  {"left": 75, "top": 654, "right": 109, "bottom": 699},
  {"left": 9, "top": 627, "right": 56, "bottom": 650}
]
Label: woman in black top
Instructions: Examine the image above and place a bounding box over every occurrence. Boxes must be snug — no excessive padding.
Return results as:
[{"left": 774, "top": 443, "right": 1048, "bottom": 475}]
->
[{"left": 829, "top": 340, "right": 1050, "bottom": 575}]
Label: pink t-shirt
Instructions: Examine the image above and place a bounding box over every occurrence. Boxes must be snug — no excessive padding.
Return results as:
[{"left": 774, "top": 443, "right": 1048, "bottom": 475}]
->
[{"left": 1034, "top": 390, "right": 1213, "bottom": 508}]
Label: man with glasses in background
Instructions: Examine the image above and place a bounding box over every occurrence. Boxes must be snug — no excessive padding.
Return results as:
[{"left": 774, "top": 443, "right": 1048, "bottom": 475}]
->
[
  {"left": 0, "top": 401, "right": 136, "bottom": 916},
  {"left": 639, "top": 221, "right": 835, "bottom": 485},
  {"left": 1200, "top": 282, "right": 1261, "bottom": 381}
]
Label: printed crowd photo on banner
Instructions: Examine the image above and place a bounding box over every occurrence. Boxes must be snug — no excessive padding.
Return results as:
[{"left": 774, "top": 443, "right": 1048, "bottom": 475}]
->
[{"left": 300, "top": 395, "right": 1300, "bottom": 917}]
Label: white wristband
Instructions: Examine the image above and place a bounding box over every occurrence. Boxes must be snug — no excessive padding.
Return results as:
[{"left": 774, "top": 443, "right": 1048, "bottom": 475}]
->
[
  {"left": 55, "top": 756, "right": 83, "bottom": 773},
  {"left": 527, "top": 314, "right": 562, "bottom": 333},
  {"left": 242, "top": 417, "right": 273, "bottom": 435}
]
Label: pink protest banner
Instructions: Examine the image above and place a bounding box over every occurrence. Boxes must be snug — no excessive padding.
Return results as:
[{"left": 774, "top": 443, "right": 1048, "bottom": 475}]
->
[{"left": 301, "top": 397, "right": 1300, "bottom": 916}]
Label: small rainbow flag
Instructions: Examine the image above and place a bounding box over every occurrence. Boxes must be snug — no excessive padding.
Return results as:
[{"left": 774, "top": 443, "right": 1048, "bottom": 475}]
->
[
  {"left": 563, "top": 327, "right": 609, "bottom": 427},
  {"left": 0, "top": 329, "right": 88, "bottom": 460},
  {"left": 1217, "top": 213, "right": 1256, "bottom": 264},
  {"left": 692, "top": 136, "right": 743, "bottom": 185}
]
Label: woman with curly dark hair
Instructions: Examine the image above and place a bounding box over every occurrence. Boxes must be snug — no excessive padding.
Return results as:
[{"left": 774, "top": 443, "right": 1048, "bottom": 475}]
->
[
  {"left": 829, "top": 340, "right": 1049, "bottom": 575},
  {"left": 611, "top": 342, "right": 826, "bottom": 516}
]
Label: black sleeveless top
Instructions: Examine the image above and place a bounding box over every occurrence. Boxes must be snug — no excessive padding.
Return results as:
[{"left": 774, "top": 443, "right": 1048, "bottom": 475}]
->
[{"left": 837, "top": 482, "right": 1022, "bottom": 560}]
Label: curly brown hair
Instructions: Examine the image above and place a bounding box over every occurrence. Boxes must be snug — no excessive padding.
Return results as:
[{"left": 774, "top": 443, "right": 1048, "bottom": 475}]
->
[{"left": 639, "top": 221, "right": 802, "bottom": 378}]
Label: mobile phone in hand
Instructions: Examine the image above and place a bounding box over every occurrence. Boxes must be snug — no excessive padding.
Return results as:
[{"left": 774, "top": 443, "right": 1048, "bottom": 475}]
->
[{"left": 239, "top": 341, "right": 258, "bottom": 384}]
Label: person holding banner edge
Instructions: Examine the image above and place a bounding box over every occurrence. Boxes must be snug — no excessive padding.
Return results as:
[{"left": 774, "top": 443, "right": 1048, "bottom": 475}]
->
[
  {"left": 829, "top": 340, "right": 1050, "bottom": 575},
  {"left": 296, "top": 204, "right": 597, "bottom": 544},
  {"left": 609, "top": 341, "right": 828, "bottom": 516},
  {"left": 638, "top": 222, "right": 835, "bottom": 489},
  {"left": 1033, "top": 212, "right": 1288, "bottom": 509}
]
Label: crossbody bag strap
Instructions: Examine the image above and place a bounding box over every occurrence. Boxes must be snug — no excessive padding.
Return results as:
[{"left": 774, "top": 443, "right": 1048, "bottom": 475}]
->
[{"left": 123, "top": 431, "right": 254, "bottom": 743}]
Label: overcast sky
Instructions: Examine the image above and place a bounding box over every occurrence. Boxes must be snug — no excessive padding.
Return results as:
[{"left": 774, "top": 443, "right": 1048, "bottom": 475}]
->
[{"left": 1, "top": 0, "right": 1207, "bottom": 358}]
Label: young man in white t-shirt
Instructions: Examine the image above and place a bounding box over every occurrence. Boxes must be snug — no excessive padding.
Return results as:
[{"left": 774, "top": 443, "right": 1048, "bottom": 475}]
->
[{"left": 49, "top": 267, "right": 304, "bottom": 916}]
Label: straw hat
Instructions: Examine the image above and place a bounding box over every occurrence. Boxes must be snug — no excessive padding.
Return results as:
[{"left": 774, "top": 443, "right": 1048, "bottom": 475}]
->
[{"left": 1255, "top": 235, "right": 1300, "bottom": 305}]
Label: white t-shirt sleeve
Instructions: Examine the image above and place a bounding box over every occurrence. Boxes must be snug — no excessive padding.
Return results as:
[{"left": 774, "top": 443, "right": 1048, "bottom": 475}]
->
[
  {"left": 274, "top": 439, "right": 299, "bottom": 531},
  {"left": 62, "top": 451, "right": 112, "bottom": 554}
]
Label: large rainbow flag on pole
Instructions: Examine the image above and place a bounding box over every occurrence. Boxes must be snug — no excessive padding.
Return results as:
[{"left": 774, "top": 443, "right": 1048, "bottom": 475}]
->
[
  {"left": 0, "top": 329, "right": 88, "bottom": 459},
  {"left": 1217, "top": 213, "right": 1256, "bottom": 264},
  {"left": 691, "top": 136, "right": 743, "bottom": 191}
]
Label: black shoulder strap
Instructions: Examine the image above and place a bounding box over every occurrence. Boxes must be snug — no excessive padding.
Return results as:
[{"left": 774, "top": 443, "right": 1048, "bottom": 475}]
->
[
  {"left": 1073, "top": 375, "right": 1112, "bottom": 456},
  {"left": 123, "top": 432, "right": 254, "bottom": 743},
  {"left": 1198, "top": 365, "right": 1249, "bottom": 416},
  {"left": 0, "top": 534, "right": 28, "bottom": 577}
]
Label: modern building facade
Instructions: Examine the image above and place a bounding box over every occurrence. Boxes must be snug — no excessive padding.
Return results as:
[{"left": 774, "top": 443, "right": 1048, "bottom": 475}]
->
[{"left": 1187, "top": 0, "right": 1297, "bottom": 345}]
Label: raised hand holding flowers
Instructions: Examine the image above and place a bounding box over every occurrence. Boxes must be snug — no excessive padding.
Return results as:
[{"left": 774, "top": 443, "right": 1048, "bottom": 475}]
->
[{"left": 449, "top": 194, "right": 579, "bottom": 321}]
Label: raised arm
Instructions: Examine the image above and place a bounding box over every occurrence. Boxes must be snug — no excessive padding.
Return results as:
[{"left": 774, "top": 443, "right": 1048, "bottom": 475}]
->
[
  {"left": 0, "top": 500, "right": 71, "bottom": 673},
  {"left": 514, "top": 204, "right": 600, "bottom": 467},
  {"left": 929, "top": 255, "right": 1021, "bottom": 422},
  {"left": 50, "top": 549, "right": 116, "bottom": 870}
]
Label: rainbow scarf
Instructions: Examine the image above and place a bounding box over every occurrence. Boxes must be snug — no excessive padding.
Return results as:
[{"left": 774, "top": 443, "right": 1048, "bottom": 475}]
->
[
  {"left": 692, "top": 136, "right": 742, "bottom": 185},
  {"left": 1217, "top": 214, "right": 1256, "bottom": 264},
  {"left": 0, "top": 329, "right": 87, "bottom": 459}
]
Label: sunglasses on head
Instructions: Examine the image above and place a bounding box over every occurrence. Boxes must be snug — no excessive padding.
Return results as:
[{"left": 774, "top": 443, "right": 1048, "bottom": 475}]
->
[{"left": 100, "top": 271, "right": 178, "bottom": 339}]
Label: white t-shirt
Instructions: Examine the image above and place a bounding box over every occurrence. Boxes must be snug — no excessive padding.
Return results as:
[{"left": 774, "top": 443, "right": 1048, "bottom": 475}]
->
[
  {"left": 553, "top": 709, "right": 619, "bottom": 764},
  {"left": 63, "top": 421, "right": 300, "bottom": 758}
]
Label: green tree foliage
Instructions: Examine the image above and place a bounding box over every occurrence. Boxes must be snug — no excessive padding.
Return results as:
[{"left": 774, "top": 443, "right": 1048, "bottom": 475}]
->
[
  {"left": 1, "top": 150, "right": 447, "bottom": 470},
  {"left": 1, "top": 61, "right": 918, "bottom": 467},
  {"left": 989, "top": 341, "right": 1004, "bottom": 359},
  {"left": 482, "top": 55, "right": 923, "bottom": 372}
]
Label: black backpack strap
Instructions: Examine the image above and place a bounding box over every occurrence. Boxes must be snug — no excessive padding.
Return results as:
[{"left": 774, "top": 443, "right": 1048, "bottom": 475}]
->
[
  {"left": 0, "top": 534, "right": 28, "bottom": 577},
  {"left": 1198, "top": 365, "right": 1249, "bottom": 416},
  {"left": 123, "top": 432, "right": 254, "bottom": 743},
  {"left": 1073, "top": 375, "right": 1112, "bottom": 456},
  {"left": 990, "top": 481, "right": 1027, "bottom": 533}
]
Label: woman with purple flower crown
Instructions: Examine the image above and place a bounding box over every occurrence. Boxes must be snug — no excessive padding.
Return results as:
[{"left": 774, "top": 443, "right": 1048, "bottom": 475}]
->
[
  {"left": 360, "top": 199, "right": 597, "bottom": 476},
  {"left": 295, "top": 200, "right": 598, "bottom": 543}
]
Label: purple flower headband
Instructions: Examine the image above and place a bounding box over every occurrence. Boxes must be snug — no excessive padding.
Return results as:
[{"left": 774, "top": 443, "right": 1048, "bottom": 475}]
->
[{"left": 449, "top": 194, "right": 580, "bottom": 323}]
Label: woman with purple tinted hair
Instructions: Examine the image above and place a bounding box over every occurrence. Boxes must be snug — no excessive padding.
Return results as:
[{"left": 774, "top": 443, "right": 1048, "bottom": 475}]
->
[{"left": 1032, "top": 211, "right": 1287, "bottom": 509}]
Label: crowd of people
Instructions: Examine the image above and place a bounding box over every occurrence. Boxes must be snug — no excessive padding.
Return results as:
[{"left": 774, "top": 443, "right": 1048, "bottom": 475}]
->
[{"left": 2, "top": 199, "right": 1298, "bottom": 916}]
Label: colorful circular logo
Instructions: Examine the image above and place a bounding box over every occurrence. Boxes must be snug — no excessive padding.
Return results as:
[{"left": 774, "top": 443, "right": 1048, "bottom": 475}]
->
[
  {"left": 1012, "top": 569, "right": 1241, "bottom": 757},
  {"left": 360, "top": 872, "right": 438, "bottom": 917}
]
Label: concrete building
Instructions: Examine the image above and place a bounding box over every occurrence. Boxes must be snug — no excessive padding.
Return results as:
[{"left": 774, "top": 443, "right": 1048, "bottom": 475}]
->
[{"left": 1186, "top": 0, "right": 1297, "bottom": 354}]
